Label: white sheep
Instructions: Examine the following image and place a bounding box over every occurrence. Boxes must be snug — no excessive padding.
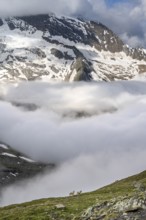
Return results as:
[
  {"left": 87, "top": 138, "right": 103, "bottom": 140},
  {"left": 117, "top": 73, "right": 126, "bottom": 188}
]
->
[
  {"left": 77, "top": 190, "right": 82, "bottom": 195},
  {"left": 69, "top": 191, "right": 75, "bottom": 196}
]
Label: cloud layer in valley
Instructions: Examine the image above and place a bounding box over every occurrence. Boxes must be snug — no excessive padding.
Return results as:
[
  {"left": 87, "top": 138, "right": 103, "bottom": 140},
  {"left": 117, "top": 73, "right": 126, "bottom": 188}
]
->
[
  {"left": 0, "top": 0, "right": 146, "bottom": 47},
  {"left": 0, "top": 80, "right": 146, "bottom": 205}
]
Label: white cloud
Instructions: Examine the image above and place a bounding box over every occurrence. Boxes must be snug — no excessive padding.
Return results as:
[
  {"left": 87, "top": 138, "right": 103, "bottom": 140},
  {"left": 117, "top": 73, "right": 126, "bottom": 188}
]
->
[
  {"left": 0, "top": 0, "right": 90, "bottom": 17},
  {"left": 87, "top": 0, "right": 146, "bottom": 48},
  {"left": 1, "top": 80, "right": 146, "bottom": 205},
  {"left": 121, "top": 33, "right": 143, "bottom": 48},
  {"left": 0, "top": 0, "right": 145, "bottom": 47}
]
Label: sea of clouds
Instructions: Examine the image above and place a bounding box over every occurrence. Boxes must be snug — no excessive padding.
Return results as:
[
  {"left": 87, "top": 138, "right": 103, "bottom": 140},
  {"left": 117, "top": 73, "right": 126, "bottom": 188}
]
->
[{"left": 0, "top": 80, "right": 146, "bottom": 206}]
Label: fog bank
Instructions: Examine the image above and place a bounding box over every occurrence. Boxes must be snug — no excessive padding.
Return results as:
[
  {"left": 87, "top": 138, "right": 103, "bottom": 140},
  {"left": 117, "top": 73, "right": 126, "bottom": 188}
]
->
[{"left": 0, "top": 80, "right": 146, "bottom": 206}]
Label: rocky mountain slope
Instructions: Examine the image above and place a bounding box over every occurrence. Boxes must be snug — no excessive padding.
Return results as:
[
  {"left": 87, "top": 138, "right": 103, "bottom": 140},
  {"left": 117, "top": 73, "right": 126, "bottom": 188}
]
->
[
  {"left": 0, "top": 170, "right": 146, "bottom": 219},
  {"left": 0, "top": 14, "right": 146, "bottom": 83},
  {"left": 0, "top": 142, "right": 54, "bottom": 189}
]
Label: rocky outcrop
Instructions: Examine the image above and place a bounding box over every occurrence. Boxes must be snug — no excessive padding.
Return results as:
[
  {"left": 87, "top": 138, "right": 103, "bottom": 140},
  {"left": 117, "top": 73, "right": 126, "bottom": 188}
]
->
[
  {"left": 66, "top": 58, "right": 93, "bottom": 82},
  {"left": 81, "top": 193, "right": 146, "bottom": 220}
]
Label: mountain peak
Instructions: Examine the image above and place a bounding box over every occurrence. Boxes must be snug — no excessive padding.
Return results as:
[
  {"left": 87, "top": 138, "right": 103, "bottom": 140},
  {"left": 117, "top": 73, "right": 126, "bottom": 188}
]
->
[{"left": 0, "top": 14, "right": 146, "bottom": 83}]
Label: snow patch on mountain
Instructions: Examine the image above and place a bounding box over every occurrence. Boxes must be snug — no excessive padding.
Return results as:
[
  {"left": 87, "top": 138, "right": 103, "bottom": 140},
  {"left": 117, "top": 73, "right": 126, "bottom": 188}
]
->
[
  {"left": 1, "top": 152, "right": 17, "bottom": 157},
  {"left": 0, "top": 14, "right": 146, "bottom": 83}
]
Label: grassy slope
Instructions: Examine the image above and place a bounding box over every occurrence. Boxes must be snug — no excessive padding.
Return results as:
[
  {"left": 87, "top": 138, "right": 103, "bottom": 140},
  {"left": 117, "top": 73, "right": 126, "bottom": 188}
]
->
[{"left": 0, "top": 170, "right": 146, "bottom": 220}]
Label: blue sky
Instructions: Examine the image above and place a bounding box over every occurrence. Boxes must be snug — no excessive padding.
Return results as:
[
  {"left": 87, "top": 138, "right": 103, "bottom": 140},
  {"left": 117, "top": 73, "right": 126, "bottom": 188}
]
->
[
  {"left": 105, "top": 0, "right": 127, "bottom": 6},
  {"left": 106, "top": 0, "right": 120, "bottom": 6}
]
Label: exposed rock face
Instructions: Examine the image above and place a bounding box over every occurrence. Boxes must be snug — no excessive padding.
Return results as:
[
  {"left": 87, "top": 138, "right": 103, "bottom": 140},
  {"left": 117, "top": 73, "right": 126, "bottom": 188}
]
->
[
  {"left": 81, "top": 193, "right": 146, "bottom": 220},
  {"left": 0, "top": 14, "right": 146, "bottom": 83},
  {"left": 67, "top": 58, "right": 93, "bottom": 81}
]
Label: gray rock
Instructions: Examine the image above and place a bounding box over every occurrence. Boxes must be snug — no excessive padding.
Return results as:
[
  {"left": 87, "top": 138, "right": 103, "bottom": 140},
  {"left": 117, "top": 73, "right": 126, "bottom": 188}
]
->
[
  {"left": 55, "top": 204, "right": 66, "bottom": 209},
  {"left": 81, "top": 193, "right": 146, "bottom": 220}
]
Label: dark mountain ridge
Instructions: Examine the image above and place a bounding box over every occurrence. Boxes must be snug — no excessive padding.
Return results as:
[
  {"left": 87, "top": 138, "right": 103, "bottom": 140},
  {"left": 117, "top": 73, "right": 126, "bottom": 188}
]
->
[{"left": 0, "top": 142, "right": 54, "bottom": 189}]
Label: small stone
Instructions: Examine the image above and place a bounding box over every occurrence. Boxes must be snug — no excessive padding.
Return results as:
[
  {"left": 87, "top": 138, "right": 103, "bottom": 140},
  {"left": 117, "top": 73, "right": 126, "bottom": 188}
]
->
[
  {"left": 81, "top": 207, "right": 93, "bottom": 218},
  {"left": 55, "top": 204, "right": 66, "bottom": 209}
]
